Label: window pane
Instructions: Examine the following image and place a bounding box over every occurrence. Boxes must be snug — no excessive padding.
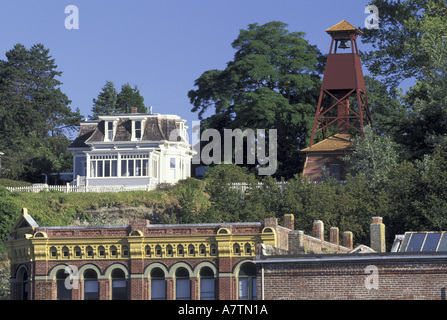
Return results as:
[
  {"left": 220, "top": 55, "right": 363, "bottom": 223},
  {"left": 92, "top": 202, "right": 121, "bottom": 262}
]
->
[
  {"left": 112, "top": 280, "right": 127, "bottom": 300},
  {"left": 200, "top": 278, "right": 215, "bottom": 300},
  {"left": 136, "top": 160, "right": 141, "bottom": 176},
  {"left": 84, "top": 280, "right": 98, "bottom": 292},
  {"left": 151, "top": 279, "right": 166, "bottom": 300},
  {"left": 91, "top": 160, "right": 96, "bottom": 177},
  {"left": 84, "top": 280, "right": 99, "bottom": 300},
  {"left": 143, "top": 160, "right": 149, "bottom": 176},
  {"left": 238, "top": 278, "right": 248, "bottom": 300},
  {"left": 57, "top": 280, "right": 71, "bottom": 300},
  {"left": 170, "top": 158, "right": 176, "bottom": 168},
  {"left": 252, "top": 278, "right": 257, "bottom": 300},
  {"left": 111, "top": 160, "right": 117, "bottom": 177},
  {"left": 104, "top": 160, "right": 110, "bottom": 177},
  {"left": 135, "top": 121, "right": 141, "bottom": 139},
  {"left": 176, "top": 279, "right": 191, "bottom": 300},
  {"left": 121, "top": 160, "right": 127, "bottom": 176},
  {"left": 128, "top": 160, "right": 134, "bottom": 176},
  {"left": 97, "top": 161, "right": 103, "bottom": 177}
]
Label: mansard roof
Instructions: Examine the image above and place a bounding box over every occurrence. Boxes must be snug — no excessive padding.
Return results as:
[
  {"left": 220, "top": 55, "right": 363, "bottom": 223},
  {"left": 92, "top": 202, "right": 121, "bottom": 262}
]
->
[
  {"left": 68, "top": 113, "right": 187, "bottom": 149},
  {"left": 68, "top": 122, "right": 97, "bottom": 148}
]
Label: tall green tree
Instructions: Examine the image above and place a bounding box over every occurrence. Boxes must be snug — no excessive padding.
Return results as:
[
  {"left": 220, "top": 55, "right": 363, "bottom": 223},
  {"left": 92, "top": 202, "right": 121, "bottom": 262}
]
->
[
  {"left": 90, "top": 80, "right": 118, "bottom": 119},
  {"left": 389, "top": 41, "right": 447, "bottom": 160},
  {"left": 116, "top": 83, "right": 147, "bottom": 114},
  {"left": 0, "top": 43, "right": 81, "bottom": 181},
  {"left": 188, "top": 21, "right": 323, "bottom": 178},
  {"left": 361, "top": 0, "right": 447, "bottom": 88}
]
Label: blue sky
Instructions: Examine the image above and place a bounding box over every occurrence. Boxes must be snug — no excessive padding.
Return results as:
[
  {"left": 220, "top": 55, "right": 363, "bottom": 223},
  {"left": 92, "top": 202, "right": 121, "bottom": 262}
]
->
[{"left": 0, "top": 0, "right": 376, "bottom": 138}]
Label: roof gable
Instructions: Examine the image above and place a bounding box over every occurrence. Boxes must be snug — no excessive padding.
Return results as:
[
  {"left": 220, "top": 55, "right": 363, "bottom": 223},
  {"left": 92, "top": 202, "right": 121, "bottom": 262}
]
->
[{"left": 10, "top": 208, "right": 39, "bottom": 234}]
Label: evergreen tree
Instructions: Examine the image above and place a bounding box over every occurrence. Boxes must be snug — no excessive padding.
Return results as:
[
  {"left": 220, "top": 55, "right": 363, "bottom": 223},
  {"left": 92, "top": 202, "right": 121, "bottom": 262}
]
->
[
  {"left": 0, "top": 43, "right": 81, "bottom": 181},
  {"left": 116, "top": 83, "right": 147, "bottom": 114},
  {"left": 90, "top": 80, "right": 117, "bottom": 120}
]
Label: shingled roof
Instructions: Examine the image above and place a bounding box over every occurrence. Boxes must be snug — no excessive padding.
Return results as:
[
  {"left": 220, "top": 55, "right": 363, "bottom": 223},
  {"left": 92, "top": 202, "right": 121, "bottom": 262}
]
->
[
  {"left": 68, "top": 123, "right": 97, "bottom": 148},
  {"left": 325, "top": 20, "right": 363, "bottom": 35},
  {"left": 68, "top": 114, "right": 186, "bottom": 148},
  {"left": 301, "top": 133, "right": 354, "bottom": 153}
]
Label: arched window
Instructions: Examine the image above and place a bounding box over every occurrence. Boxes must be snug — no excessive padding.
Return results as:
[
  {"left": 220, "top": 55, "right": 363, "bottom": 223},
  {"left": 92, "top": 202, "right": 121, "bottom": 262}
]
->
[
  {"left": 122, "top": 246, "right": 129, "bottom": 257},
  {"left": 74, "top": 246, "right": 82, "bottom": 259},
  {"left": 150, "top": 268, "right": 166, "bottom": 300},
  {"left": 177, "top": 244, "right": 184, "bottom": 257},
  {"left": 199, "top": 244, "right": 206, "bottom": 256},
  {"left": 166, "top": 245, "right": 173, "bottom": 257},
  {"left": 17, "top": 267, "right": 29, "bottom": 300},
  {"left": 86, "top": 246, "right": 94, "bottom": 258},
  {"left": 155, "top": 245, "right": 162, "bottom": 257},
  {"left": 50, "top": 247, "right": 58, "bottom": 259},
  {"left": 98, "top": 246, "right": 106, "bottom": 258},
  {"left": 210, "top": 244, "right": 217, "bottom": 256},
  {"left": 233, "top": 243, "right": 241, "bottom": 255},
  {"left": 111, "top": 269, "right": 127, "bottom": 300},
  {"left": 110, "top": 245, "right": 118, "bottom": 258},
  {"left": 145, "top": 245, "right": 151, "bottom": 257},
  {"left": 175, "top": 267, "right": 191, "bottom": 300},
  {"left": 62, "top": 246, "right": 70, "bottom": 259},
  {"left": 244, "top": 243, "right": 252, "bottom": 255},
  {"left": 200, "top": 267, "right": 215, "bottom": 300},
  {"left": 56, "top": 269, "right": 71, "bottom": 300},
  {"left": 188, "top": 244, "right": 195, "bottom": 256},
  {"left": 83, "top": 269, "right": 99, "bottom": 300},
  {"left": 238, "top": 263, "right": 257, "bottom": 300}
]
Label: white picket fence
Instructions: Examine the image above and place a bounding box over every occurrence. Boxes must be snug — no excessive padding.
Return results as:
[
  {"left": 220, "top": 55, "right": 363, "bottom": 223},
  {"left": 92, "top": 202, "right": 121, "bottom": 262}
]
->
[
  {"left": 6, "top": 183, "right": 157, "bottom": 193},
  {"left": 230, "top": 181, "right": 287, "bottom": 192},
  {"left": 6, "top": 181, "right": 288, "bottom": 194}
]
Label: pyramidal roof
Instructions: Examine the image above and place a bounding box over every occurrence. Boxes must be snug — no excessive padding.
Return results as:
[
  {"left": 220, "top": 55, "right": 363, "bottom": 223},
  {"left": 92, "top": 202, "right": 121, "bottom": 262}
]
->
[
  {"left": 325, "top": 20, "right": 363, "bottom": 35},
  {"left": 301, "top": 133, "right": 354, "bottom": 153}
]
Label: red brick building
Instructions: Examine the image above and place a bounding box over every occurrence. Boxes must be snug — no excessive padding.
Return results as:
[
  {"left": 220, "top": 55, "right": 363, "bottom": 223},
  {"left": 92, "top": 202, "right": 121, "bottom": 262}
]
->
[
  {"left": 5, "top": 209, "right": 351, "bottom": 300},
  {"left": 255, "top": 218, "right": 447, "bottom": 300}
]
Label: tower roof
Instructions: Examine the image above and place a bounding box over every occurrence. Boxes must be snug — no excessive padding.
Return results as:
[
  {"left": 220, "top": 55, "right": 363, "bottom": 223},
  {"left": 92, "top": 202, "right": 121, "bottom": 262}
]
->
[
  {"left": 325, "top": 20, "right": 363, "bottom": 35},
  {"left": 301, "top": 133, "right": 354, "bottom": 153}
]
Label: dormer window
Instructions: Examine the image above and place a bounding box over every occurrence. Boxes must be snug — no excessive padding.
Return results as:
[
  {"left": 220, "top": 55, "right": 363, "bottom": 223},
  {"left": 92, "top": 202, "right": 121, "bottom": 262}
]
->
[
  {"left": 107, "top": 121, "right": 114, "bottom": 141},
  {"left": 135, "top": 121, "right": 141, "bottom": 139}
]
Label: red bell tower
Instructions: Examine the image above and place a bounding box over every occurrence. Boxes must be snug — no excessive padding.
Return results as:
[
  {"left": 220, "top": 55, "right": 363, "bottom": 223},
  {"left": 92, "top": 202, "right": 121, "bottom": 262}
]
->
[{"left": 302, "top": 20, "right": 371, "bottom": 181}]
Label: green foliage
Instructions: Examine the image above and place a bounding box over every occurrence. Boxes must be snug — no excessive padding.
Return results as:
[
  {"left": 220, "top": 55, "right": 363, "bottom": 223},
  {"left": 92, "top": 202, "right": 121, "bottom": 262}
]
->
[
  {"left": 91, "top": 80, "right": 118, "bottom": 119},
  {"left": 360, "top": 0, "right": 447, "bottom": 88},
  {"left": 116, "top": 83, "right": 147, "bottom": 114},
  {"left": 0, "top": 43, "right": 82, "bottom": 182},
  {"left": 343, "top": 125, "right": 400, "bottom": 188},
  {"left": 0, "top": 198, "right": 21, "bottom": 244},
  {"left": 189, "top": 21, "right": 323, "bottom": 178},
  {"left": 91, "top": 81, "right": 147, "bottom": 119}
]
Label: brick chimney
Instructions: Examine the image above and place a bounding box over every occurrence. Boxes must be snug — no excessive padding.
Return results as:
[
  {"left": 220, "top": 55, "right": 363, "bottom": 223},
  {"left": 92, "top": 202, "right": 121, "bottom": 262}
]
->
[
  {"left": 284, "top": 214, "right": 294, "bottom": 230},
  {"left": 130, "top": 106, "right": 138, "bottom": 114},
  {"left": 343, "top": 231, "right": 353, "bottom": 250},
  {"left": 370, "top": 217, "right": 386, "bottom": 252},
  {"left": 313, "top": 220, "right": 324, "bottom": 241},
  {"left": 330, "top": 227, "right": 339, "bottom": 246}
]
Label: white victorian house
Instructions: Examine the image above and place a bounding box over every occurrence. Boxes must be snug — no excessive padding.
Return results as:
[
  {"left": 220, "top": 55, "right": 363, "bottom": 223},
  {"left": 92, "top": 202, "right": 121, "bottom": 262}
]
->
[{"left": 67, "top": 108, "right": 194, "bottom": 187}]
